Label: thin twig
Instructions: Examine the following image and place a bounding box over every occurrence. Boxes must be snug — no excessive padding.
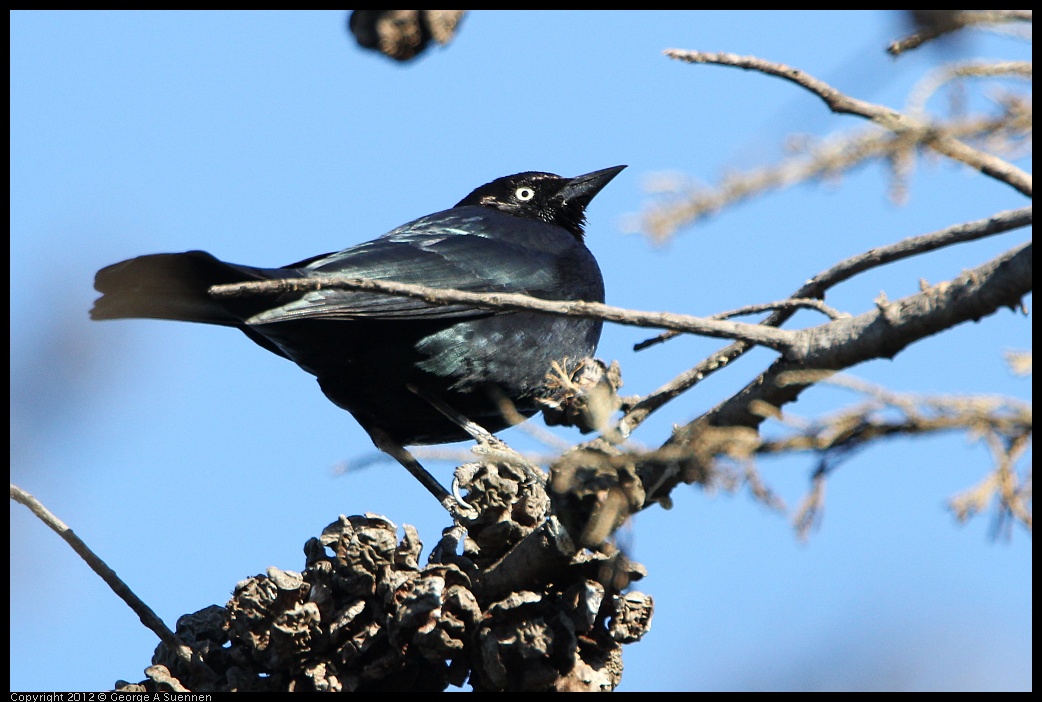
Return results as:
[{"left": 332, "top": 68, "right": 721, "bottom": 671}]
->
[
  {"left": 10, "top": 484, "right": 212, "bottom": 682},
  {"left": 908, "top": 60, "right": 1033, "bottom": 117},
  {"left": 636, "top": 298, "right": 848, "bottom": 351},
  {"left": 711, "top": 297, "right": 849, "bottom": 321}
]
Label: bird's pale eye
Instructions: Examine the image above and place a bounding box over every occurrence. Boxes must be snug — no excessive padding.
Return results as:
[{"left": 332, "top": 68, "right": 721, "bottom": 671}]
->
[{"left": 515, "top": 186, "right": 535, "bottom": 201}]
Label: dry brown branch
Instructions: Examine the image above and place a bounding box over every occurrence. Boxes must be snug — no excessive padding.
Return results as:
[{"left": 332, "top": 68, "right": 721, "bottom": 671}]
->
[
  {"left": 767, "top": 374, "right": 1032, "bottom": 537},
  {"left": 709, "top": 242, "right": 1030, "bottom": 427},
  {"left": 642, "top": 242, "right": 1032, "bottom": 504},
  {"left": 663, "top": 50, "right": 1032, "bottom": 198},
  {"left": 618, "top": 206, "right": 1032, "bottom": 437},
  {"left": 636, "top": 128, "right": 905, "bottom": 240},
  {"left": 636, "top": 112, "right": 1031, "bottom": 240},
  {"left": 576, "top": 373, "right": 1032, "bottom": 538}
]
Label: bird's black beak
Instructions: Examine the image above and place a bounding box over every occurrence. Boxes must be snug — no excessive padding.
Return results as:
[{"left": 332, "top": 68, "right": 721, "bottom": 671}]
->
[{"left": 556, "top": 165, "right": 627, "bottom": 209}]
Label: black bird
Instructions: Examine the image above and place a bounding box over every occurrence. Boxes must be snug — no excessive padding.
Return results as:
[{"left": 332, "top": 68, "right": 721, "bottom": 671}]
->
[{"left": 91, "top": 165, "right": 625, "bottom": 509}]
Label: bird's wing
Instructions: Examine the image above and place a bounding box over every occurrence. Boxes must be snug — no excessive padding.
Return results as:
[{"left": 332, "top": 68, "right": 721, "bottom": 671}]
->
[{"left": 247, "top": 208, "right": 587, "bottom": 325}]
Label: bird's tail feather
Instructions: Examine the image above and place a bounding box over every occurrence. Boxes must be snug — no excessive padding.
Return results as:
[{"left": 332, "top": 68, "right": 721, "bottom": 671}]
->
[{"left": 90, "top": 250, "right": 271, "bottom": 325}]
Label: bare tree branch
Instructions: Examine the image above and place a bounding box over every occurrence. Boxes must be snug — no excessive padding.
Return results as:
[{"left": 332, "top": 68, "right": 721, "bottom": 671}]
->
[
  {"left": 10, "top": 484, "right": 214, "bottom": 683},
  {"left": 617, "top": 206, "right": 1032, "bottom": 436},
  {"left": 644, "top": 242, "right": 1031, "bottom": 503},
  {"left": 636, "top": 112, "right": 1031, "bottom": 240},
  {"left": 210, "top": 277, "right": 798, "bottom": 352},
  {"left": 714, "top": 242, "right": 1030, "bottom": 427},
  {"left": 662, "top": 49, "right": 1032, "bottom": 197},
  {"left": 551, "top": 370, "right": 1031, "bottom": 538},
  {"left": 759, "top": 373, "right": 1032, "bottom": 537}
]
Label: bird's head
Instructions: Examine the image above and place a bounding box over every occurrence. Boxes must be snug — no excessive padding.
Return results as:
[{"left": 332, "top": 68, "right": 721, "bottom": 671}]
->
[{"left": 455, "top": 165, "right": 626, "bottom": 239}]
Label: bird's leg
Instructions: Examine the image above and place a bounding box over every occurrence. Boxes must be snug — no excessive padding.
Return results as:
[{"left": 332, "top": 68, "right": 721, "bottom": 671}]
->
[
  {"left": 406, "top": 384, "right": 545, "bottom": 487},
  {"left": 367, "top": 428, "right": 469, "bottom": 517},
  {"left": 405, "top": 384, "right": 503, "bottom": 446}
]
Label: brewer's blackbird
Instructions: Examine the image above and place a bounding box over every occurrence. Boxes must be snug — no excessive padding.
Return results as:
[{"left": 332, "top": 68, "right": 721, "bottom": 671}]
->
[{"left": 92, "top": 165, "right": 625, "bottom": 508}]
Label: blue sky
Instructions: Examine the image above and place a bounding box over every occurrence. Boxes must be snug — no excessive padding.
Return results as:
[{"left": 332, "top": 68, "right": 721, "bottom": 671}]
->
[{"left": 11, "top": 11, "right": 1031, "bottom": 691}]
